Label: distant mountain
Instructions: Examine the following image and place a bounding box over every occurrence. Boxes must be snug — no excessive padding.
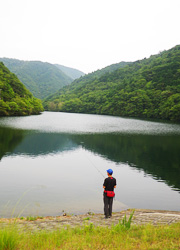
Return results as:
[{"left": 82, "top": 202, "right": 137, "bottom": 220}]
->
[
  {"left": 0, "top": 58, "right": 74, "bottom": 99},
  {"left": 65, "top": 61, "right": 132, "bottom": 85},
  {"left": 54, "top": 64, "right": 85, "bottom": 80},
  {"left": 0, "top": 62, "right": 43, "bottom": 116},
  {"left": 44, "top": 45, "right": 180, "bottom": 122}
]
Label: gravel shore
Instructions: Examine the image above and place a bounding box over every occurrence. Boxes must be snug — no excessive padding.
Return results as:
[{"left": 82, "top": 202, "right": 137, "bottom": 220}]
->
[{"left": 1, "top": 209, "right": 180, "bottom": 232}]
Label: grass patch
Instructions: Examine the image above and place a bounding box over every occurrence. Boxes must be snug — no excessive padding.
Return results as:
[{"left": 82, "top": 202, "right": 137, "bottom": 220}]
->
[
  {"left": 0, "top": 225, "right": 18, "bottom": 250},
  {"left": 119, "top": 209, "right": 134, "bottom": 230},
  {"left": 26, "top": 216, "right": 43, "bottom": 221},
  {"left": 83, "top": 217, "right": 90, "bottom": 221},
  {"left": 0, "top": 222, "right": 180, "bottom": 249}
]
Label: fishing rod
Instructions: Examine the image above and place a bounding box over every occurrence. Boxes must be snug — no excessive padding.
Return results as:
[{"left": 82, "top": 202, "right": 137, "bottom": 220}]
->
[
  {"left": 85, "top": 153, "right": 105, "bottom": 179},
  {"left": 83, "top": 152, "right": 129, "bottom": 209}
]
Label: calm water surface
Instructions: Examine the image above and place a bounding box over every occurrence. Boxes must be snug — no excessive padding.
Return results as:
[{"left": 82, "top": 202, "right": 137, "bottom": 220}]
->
[{"left": 0, "top": 112, "right": 180, "bottom": 217}]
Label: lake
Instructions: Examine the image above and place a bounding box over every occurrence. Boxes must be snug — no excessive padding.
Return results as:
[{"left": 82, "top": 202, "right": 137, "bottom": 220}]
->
[{"left": 0, "top": 112, "right": 180, "bottom": 217}]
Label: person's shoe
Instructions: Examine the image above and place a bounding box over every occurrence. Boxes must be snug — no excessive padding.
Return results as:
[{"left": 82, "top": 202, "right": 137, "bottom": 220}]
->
[{"left": 104, "top": 216, "right": 108, "bottom": 219}]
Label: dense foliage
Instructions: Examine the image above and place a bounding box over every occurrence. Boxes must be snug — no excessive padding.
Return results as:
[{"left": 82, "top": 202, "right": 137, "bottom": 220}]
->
[
  {"left": 0, "top": 58, "right": 75, "bottom": 99},
  {"left": 44, "top": 45, "right": 180, "bottom": 121},
  {"left": 0, "top": 62, "right": 43, "bottom": 116}
]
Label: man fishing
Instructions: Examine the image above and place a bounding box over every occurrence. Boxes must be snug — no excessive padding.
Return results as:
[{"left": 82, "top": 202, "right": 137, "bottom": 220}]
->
[{"left": 103, "top": 168, "right": 116, "bottom": 219}]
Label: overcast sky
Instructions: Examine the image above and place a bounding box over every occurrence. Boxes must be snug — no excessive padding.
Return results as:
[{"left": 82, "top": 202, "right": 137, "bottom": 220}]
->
[{"left": 0, "top": 0, "right": 180, "bottom": 73}]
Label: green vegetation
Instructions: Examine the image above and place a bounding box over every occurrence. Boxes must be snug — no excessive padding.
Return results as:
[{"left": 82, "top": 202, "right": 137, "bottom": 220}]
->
[
  {"left": 26, "top": 216, "right": 43, "bottom": 221},
  {"left": 0, "top": 222, "right": 179, "bottom": 249},
  {"left": 0, "top": 58, "right": 75, "bottom": 99},
  {"left": 55, "top": 64, "right": 85, "bottom": 80},
  {"left": 120, "top": 210, "right": 134, "bottom": 230},
  {"left": 44, "top": 45, "right": 180, "bottom": 122},
  {"left": 83, "top": 217, "right": 90, "bottom": 221},
  {"left": 0, "top": 226, "right": 18, "bottom": 250},
  {"left": 0, "top": 62, "right": 43, "bottom": 116}
]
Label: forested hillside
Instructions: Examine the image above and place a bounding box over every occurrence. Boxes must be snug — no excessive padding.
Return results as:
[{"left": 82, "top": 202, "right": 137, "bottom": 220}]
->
[
  {"left": 0, "top": 58, "right": 74, "bottom": 99},
  {"left": 44, "top": 45, "right": 180, "bottom": 122},
  {"left": 54, "top": 64, "right": 85, "bottom": 80},
  {"left": 0, "top": 62, "right": 43, "bottom": 116}
]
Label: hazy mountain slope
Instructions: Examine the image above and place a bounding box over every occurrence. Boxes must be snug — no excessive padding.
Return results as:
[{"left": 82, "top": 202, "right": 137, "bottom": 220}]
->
[
  {"left": 44, "top": 45, "right": 180, "bottom": 122},
  {"left": 66, "top": 61, "right": 132, "bottom": 86},
  {"left": 0, "top": 58, "right": 74, "bottom": 99},
  {"left": 0, "top": 62, "right": 43, "bottom": 116},
  {"left": 90, "top": 61, "right": 132, "bottom": 76},
  {"left": 54, "top": 64, "right": 85, "bottom": 80}
]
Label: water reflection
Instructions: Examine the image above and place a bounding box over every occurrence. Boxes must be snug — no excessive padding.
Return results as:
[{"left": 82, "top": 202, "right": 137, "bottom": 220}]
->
[
  {"left": 0, "top": 127, "right": 25, "bottom": 160},
  {"left": 1, "top": 127, "right": 180, "bottom": 192},
  {"left": 13, "top": 133, "right": 78, "bottom": 156},
  {"left": 72, "top": 134, "right": 180, "bottom": 191}
]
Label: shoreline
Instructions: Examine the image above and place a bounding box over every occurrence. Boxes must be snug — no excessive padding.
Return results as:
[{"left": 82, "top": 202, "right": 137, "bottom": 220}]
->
[{"left": 1, "top": 209, "right": 180, "bottom": 232}]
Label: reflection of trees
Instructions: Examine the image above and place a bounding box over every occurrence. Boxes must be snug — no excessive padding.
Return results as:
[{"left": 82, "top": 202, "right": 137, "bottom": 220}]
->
[
  {"left": 1, "top": 127, "right": 180, "bottom": 191},
  {"left": 71, "top": 134, "right": 180, "bottom": 191},
  {"left": 0, "top": 127, "right": 25, "bottom": 160},
  {"left": 0, "top": 128, "right": 78, "bottom": 159},
  {"left": 12, "top": 133, "right": 78, "bottom": 156}
]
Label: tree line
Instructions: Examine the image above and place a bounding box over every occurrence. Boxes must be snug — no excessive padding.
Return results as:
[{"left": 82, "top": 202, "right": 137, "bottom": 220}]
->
[{"left": 44, "top": 45, "right": 180, "bottom": 122}]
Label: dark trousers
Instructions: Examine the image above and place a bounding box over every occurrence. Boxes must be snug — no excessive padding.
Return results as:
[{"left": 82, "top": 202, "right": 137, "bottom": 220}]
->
[{"left": 103, "top": 193, "right": 113, "bottom": 217}]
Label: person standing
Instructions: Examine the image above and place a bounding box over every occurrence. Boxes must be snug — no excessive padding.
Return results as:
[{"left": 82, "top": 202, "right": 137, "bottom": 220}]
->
[{"left": 103, "top": 169, "right": 116, "bottom": 218}]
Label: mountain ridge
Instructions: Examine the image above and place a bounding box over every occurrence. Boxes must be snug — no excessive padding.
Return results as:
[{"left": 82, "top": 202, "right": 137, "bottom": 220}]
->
[
  {"left": 0, "top": 58, "right": 84, "bottom": 99},
  {"left": 44, "top": 45, "right": 180, "bottom": 122}
]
